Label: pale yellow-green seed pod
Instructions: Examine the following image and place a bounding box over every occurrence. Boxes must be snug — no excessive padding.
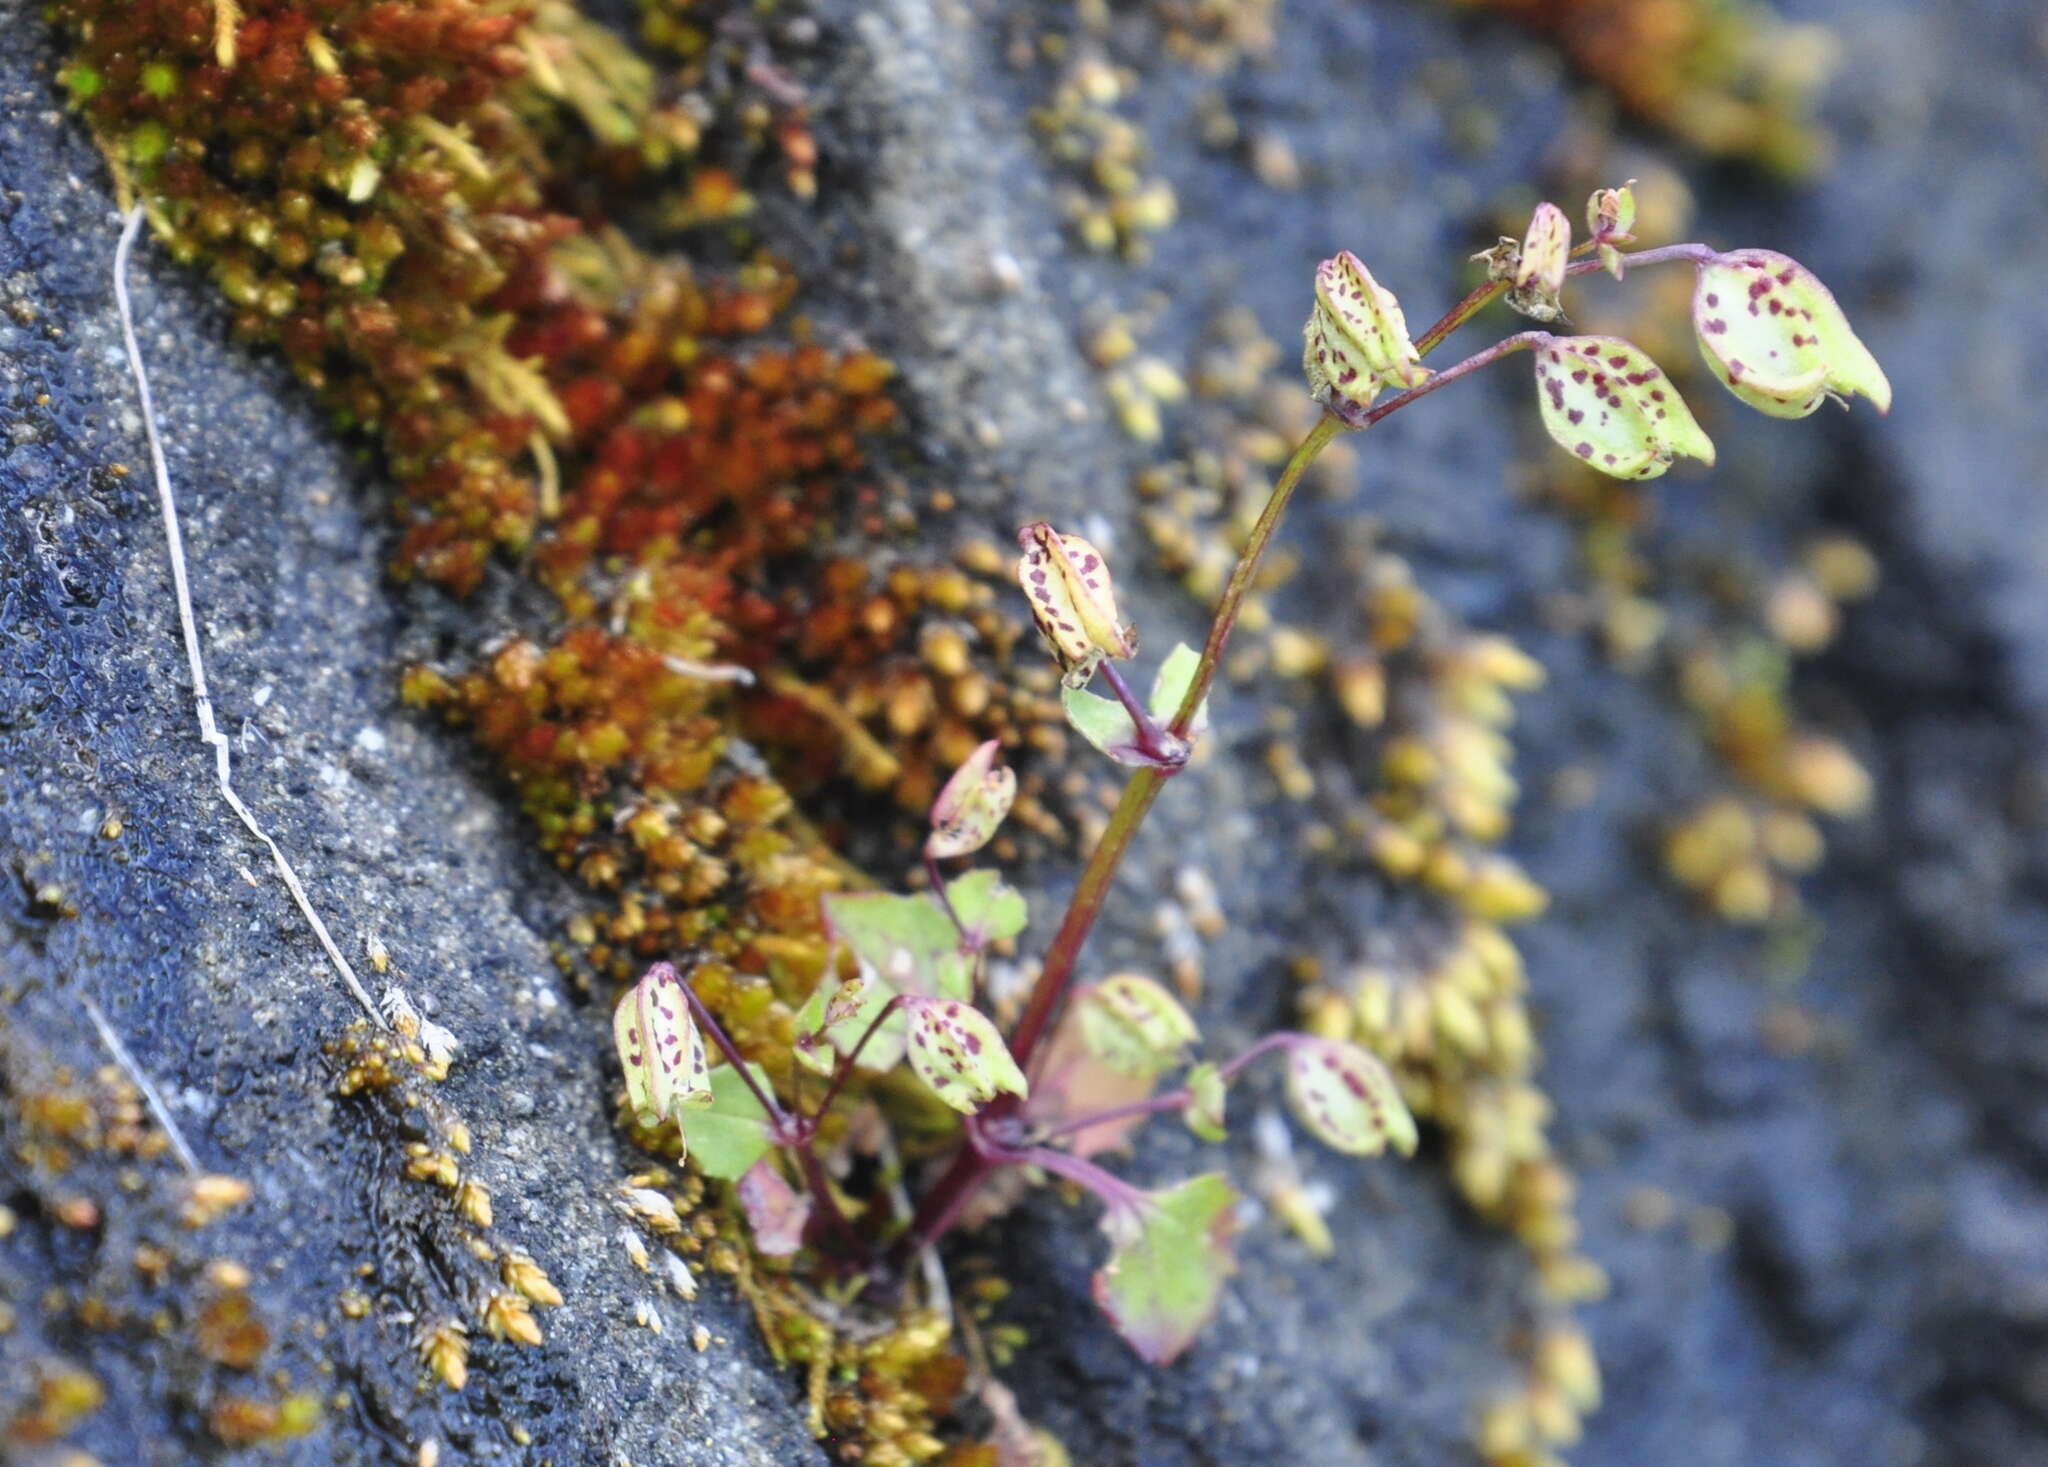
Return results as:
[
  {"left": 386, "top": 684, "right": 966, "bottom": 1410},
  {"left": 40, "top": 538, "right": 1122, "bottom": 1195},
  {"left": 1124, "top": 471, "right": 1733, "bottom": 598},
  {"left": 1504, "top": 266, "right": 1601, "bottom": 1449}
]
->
[
  {"left": 1533, "top": 335, "right": 1715, "bottom": 480},
  {"left": 1302, "top": 249, "right": 1430, "bottom": 416},
  {"left": 1693, "top": 249, "right": 1891, "bottom": 418},
  {"left": 1508, "top": 202, "right": 1571, "bottom": 321}
]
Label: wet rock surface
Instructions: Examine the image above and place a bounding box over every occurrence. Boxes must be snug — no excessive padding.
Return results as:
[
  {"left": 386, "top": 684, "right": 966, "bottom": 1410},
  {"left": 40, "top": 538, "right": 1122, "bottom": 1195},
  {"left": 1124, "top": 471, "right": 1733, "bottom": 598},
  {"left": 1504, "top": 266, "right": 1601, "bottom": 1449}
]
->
[{"left": 6, "top": 1, "right": 2048, "bottom": 1465}]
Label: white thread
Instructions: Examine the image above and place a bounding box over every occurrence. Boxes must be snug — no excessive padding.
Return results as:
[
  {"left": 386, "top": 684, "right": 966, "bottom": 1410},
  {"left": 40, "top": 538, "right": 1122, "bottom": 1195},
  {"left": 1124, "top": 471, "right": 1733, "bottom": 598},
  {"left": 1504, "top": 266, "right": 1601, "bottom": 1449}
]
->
[
  {"left": 114, "top": 207, "right": 384, "bottom": 1029},
  {"left": 81, "top": 995, "right": 199, "bottom": 1174}
]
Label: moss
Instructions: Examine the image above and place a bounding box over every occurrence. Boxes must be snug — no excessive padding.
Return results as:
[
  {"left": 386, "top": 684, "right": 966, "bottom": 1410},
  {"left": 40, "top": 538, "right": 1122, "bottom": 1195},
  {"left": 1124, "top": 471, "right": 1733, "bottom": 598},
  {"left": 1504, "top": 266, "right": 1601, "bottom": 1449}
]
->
[
  {"left": 1438, "top": 0, "right": 1835, "bottom": 174},
  {"left": 0, "top": 1033, "right": 322, "bottom": 1458},
  {"left": 45, "top": 0, "right": 1036, "bottom": 1455}
]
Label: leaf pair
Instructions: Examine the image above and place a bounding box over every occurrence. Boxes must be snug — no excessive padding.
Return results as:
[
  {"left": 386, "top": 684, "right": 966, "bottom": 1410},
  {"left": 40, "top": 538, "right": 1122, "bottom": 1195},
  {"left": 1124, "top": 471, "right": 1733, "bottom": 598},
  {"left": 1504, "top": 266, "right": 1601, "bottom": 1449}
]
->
[
  {"left": 794, "top": 876, "right": 1030, "bottom": 1112},
  {"left": 1061, "top": 642, "right": 1207, "bottom": 766}
]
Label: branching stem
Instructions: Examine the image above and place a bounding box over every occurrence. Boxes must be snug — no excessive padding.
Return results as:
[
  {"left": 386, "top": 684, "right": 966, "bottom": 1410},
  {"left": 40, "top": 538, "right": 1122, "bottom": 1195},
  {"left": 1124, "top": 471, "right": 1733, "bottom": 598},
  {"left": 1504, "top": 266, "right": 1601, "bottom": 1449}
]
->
[
  {"left": 810, "top": 996, "right": 904, "bottom": 1124},
  {"left": 905, "top": 244, "right": 1694, "bottom": 1260},
  {"left": 1031, "top": 1032, "right": 1303, "bottom": 1144},
  {"left": 1097, "top": 661, "right": 1185, "bottom": 769}
]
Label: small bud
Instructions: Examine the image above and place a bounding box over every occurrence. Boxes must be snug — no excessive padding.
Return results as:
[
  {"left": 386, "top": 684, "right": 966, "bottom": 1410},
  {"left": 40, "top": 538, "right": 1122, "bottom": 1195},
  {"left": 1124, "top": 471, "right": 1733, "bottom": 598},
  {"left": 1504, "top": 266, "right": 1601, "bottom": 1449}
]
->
[
  {"left": 821, "top": 973, "right": 872, "bottom": 1029},
  {"left": 927, "top": 739, "right": 1016, "bottom": 859},
  {"left": 1183, "top": 1061, "right": 1228, "bottom": 1143},
  {"left": 1508, "top": 203, "right": 1571, "bottom": 321},
  {"left": 613, "top": 962, "right": 714, "bottom": 1132},
  {"left": 1016, "top": 523, "right": 1138, "bottom": 688},
  {"left": 1586, "top": 181, "right": 1636, "bottom": 243},
  {"left": 1301, "top": 250, "right": 1429, "bottom": 416},
  {"left": 1533, "top": 335, "right": 1715, "bottom": 480},
  {"left": 1586, "top": 180, "right": 1636, "bottom": 280},
  {"left": 1472, "top": 236, "right": 1521, "bottom": 284},
  {"left": 903, "top": 997, "right": 1028, "bottom": 1113},
  {"left": 1077, "top": 974, "right": 1200, "bottom": 1078},
  {"left": 1284, "top": 1037, "right": 1418, "bottom": 1157},
  {"left": 1693, "top": 250, "right": 1891, "bottom": 419}
]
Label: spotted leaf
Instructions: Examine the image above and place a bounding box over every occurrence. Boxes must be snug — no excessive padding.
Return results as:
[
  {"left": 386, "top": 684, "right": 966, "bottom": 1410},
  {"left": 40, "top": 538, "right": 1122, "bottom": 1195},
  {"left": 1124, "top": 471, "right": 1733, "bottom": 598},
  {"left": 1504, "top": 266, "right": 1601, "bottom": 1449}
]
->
[
  {"left": 902, "top": 997, "right": 1028, "bottom": 1114},
  {"left": 1693, "top": 249, "right": 1891, "bottom": 419},
  {"left": 1533, "top": 335, "right": 1714, "bottom": 480},
  {"left": 1284, "top": 1037, "right": 1418, "bottom": 1158},
  {"left": 1016, "top": 522, "right": 1137, "bottom": 688},
  {"left": 928, "top": 739, "right": 1016, "bottom": 860},
  {"left": 1076, "top": 975, "right": 1199, "bottom": 1079},
  {"left": 613, "top": 961, "right": 713, "bottom": 1131}
]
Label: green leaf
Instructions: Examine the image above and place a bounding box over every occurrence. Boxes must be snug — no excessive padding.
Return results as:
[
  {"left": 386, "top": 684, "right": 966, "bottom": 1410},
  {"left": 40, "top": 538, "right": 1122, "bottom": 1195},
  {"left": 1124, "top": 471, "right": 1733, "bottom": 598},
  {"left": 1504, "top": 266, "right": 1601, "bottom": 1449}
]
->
[
  {"left": 945, "top": 869, "right": 1028, "bottom": 948},
  {"left": 1091, "top": 1173, "right": 1240, "bottom": 1365},
  {"left": 903, "top": 997, "right": 1028, "bottom": 1113},
  {"left": 1076, "top": 975, "right": 1199, "bottom": 1078},
  {"left": 1061, "top": 683, "right": 1147, "bottom": 765},
  {"left": 1183, "top": 1062, "right": 1228, "bottom": 1143},
  {"left": 1060, "top": 641, "right": 1206, "bottom": 765},
  {"left": 823, "top": 890, "right": 971, "bottom": 1000},
  {"left": 1284, "top": 1038, "right": 1418, "bottom": 1158},
  {"left": 1145, "top": 642, "right": 1208, "bottom": 738},
  {"left": 792, "top": 970, "right": 907, "bottom": 1077},
  {"left": 689, "top": 1063, "right": 777, "bottom": 1180}
]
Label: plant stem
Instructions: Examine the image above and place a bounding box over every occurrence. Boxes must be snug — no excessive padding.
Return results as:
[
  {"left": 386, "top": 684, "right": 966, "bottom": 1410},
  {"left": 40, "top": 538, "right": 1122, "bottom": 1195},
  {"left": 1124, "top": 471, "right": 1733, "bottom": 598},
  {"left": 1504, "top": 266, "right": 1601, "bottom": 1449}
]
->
[
  {"left": 1006, "top": 766, "right": 1169, "bottom": 1074},
  {"left": 680, "top": 981, "right": 787, "bottom": 1127},
  {"left": 1413, "top": 274, "right": 1511, "bottom": 357},
  {"left": 793, "top": 1138, "right": 862, "bottom": 1256},
  {"left": 1097, "top": 660, "right": 1185, "bottom": 768},
  {"left": 1032, "top": 1032, "right": 1304, "bottom": 1145},
  {"left": 1015, "top": 1146, "right": 1150, "bottom": 1220},
  {"left": 1034, "top": 1090, "right": 1191, "bottom": 1145},
  {"left": 925, "top": 850, "right": 967, "bottom": 940},
  {"left": 810, "top": 996, "right": 904, "bottom": 1123},
  {"left": 1167, "top": 411, "right": 1339, "bottom": 737},
  {"left": 1215, "top": 1030, "right": 1303, "bottom": 1084},
  {"left": 913, "top": 316, "right": 1560, "bottom": 1259},
  {"left": 897, "top": 1114, "right": 1001, "bottom": 1259},
  {"left": 1578, "top": 241, "right": 1715, "bottom": 276},
  {"left": 1358, "top": 331, "right": 1549, "bottom": 428}
]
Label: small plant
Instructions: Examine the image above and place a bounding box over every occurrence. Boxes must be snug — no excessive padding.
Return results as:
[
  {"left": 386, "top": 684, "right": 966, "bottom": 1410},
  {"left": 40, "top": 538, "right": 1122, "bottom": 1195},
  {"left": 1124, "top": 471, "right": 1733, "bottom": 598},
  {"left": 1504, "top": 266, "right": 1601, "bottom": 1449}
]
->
[{"left": 615, "top": 185, "right": 1890, "bottom": 1364}]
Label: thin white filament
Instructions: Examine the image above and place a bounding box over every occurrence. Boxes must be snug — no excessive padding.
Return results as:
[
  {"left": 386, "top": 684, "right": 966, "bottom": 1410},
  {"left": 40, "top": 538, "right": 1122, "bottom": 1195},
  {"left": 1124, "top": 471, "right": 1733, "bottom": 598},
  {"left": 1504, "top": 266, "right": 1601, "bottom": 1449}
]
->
[
  {"left": 113, "top": 206, "right": 384, "bottom": 1029},
  {"left": 81, "top": 995, "right": 200, "bottom": 1174}
]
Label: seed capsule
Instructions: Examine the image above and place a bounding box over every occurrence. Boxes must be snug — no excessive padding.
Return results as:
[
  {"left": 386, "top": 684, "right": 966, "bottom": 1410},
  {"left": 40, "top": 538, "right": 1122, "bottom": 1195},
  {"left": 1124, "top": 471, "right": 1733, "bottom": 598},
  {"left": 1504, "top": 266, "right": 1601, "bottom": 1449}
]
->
[
  {"left": 1693, "top": 249, "right": 1891, "bottom": 419},
  {"left": 1533, "top": 335, "right": 1714, "bottom": 480},
  {"left": 1016, "top": 523, "right": 1138, "bottom": 688},
  {"left": 1301, "top": 250, "right": 1429, "bottom": 416}
]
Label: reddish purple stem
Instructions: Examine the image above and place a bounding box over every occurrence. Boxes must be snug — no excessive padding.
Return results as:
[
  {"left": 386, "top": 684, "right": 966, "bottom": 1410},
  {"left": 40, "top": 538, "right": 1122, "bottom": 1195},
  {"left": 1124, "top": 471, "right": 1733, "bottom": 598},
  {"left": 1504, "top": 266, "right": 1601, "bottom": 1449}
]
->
[
  {"left": 1097, "top": 660, "right": 1187, "bottom": 771},
  {"left": 1031, "top": 1032, "right": 1305, "bottom": 1145},
  {"left": 679, "top": 980, "right": 786, "bottom": 1127}
]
